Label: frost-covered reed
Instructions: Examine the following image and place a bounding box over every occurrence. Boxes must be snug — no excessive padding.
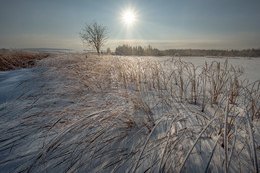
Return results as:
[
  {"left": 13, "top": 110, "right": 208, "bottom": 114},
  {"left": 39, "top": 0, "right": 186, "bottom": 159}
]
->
[{"left": 0, "top": 54, "right": 259, "bottom": 172}]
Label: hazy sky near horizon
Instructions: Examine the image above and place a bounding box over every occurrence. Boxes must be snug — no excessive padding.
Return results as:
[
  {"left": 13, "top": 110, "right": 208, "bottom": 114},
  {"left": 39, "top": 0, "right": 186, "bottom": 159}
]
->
[{"left": 0, "top": 0, "right": 260, "bottom": 51}]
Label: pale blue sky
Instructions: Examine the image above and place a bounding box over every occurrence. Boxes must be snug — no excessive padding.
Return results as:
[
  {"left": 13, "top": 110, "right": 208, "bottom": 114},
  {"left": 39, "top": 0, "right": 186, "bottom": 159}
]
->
[{"left": 0, "top": 0, "right": 260, "bottom": 50}]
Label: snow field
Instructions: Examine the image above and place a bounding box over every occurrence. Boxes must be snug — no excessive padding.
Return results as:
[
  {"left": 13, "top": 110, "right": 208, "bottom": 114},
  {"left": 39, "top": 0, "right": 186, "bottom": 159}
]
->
[{"left": 0, "top": 54, "right": 259, "bottom": 172}]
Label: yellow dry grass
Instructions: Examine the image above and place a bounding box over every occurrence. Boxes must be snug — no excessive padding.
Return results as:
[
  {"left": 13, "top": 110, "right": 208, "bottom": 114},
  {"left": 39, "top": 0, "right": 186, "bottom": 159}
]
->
[{"left": 0, "top": 50, "right": 50, "bottom": 71}]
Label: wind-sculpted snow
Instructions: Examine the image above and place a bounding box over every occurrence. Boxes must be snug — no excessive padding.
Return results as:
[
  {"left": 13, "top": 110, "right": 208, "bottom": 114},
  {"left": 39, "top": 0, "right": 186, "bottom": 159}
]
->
[{"left": 0, "top": 54, "right": 259, "bottom": 172}]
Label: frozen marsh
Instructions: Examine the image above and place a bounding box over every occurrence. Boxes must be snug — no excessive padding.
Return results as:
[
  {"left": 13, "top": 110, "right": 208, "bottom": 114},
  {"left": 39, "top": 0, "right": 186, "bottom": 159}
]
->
[{"left": 0, "top": 54, "right": 259, "bottom": 172}]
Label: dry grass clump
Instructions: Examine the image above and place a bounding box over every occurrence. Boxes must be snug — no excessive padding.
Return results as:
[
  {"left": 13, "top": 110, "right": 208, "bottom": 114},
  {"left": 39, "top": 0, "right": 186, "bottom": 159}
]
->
[
  {"left": 66, "top": 55, "right": 259, "bottom": 172},
  {"left": 0, "top": 54, "right": 259, "bottom": 172},
  {"left": 0, "top": 49, "right": 50, "bottom": 71}
]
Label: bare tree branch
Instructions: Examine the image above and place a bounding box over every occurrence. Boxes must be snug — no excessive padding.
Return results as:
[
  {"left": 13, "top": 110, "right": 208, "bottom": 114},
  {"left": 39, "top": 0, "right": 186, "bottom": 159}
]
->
[{"left": 80, "top": 21, "right": 108, "bottom": 54}]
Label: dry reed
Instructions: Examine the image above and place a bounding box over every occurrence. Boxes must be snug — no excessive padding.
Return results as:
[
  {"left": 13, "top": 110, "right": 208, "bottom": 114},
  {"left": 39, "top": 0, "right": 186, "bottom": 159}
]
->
[{"left": 0, "top": 54, "right": 259, "bottom": 172}]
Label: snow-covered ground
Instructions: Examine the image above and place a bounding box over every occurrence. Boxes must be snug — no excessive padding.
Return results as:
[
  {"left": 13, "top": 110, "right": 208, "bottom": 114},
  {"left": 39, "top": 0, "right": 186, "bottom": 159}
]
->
[
  {"left": 155, "top": 56, "right": 260, "bottom": 83},
  {"left": 0, "top": 54, "right": 259, "bottom": 172}
]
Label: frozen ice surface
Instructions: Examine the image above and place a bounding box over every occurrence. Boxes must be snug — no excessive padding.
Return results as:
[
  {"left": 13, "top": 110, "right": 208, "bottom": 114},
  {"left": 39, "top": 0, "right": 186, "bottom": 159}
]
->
[{"left": 0, "top": 68, "right": 36, "bottom": 104}]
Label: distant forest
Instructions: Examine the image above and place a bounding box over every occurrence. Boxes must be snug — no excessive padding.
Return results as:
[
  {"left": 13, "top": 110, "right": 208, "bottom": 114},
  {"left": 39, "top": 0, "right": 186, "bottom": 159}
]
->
[{"left": 113, "top": 44, "right": 260, "bottom": 57}]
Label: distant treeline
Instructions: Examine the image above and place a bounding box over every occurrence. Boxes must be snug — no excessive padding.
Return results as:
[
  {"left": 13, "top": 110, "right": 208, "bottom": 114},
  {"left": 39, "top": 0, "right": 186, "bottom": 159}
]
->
[
  {"left": 114, "top": 44, "right": 260, "bottom": 57},
  {"left": 115, "top": 45, "right": 163, "bottom": 56}
]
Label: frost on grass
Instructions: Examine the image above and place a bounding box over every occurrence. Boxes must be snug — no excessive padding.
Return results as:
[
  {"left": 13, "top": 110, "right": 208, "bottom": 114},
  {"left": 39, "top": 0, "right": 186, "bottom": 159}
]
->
[{"left": 0, "top": 54, "right": 259, "bottom": 172}]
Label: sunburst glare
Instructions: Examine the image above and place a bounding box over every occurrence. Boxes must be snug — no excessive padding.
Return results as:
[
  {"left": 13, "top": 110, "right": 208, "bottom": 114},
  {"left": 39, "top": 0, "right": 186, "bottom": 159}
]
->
[{"left": 121, "top": 8, "right": 137, "bottom": 26}]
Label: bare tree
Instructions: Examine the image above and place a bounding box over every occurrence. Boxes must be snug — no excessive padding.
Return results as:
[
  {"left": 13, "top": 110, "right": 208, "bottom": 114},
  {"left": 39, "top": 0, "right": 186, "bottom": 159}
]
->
[{"left": 80, "top": 22, "right": 108, "bottom": 54}]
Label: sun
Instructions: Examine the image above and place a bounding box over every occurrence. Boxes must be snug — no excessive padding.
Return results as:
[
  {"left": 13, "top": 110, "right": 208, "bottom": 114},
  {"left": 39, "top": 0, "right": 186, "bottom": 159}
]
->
[{"left": 121, "top": 9, "right": 136, "bottom": 25}]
